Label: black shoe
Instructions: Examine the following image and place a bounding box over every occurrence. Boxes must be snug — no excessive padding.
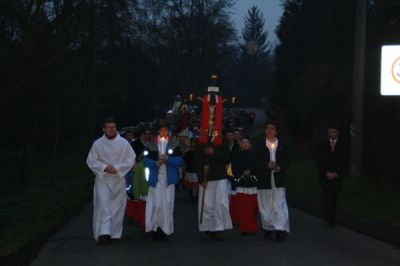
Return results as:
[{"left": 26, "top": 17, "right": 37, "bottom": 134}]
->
[
  {"left": 152, "top": 231, "right": 160, "bottom": 241},
  {"left": 205, "top": 231, "right": 216, "bottom": 240},
  {"left": 276, "top": 231, "right": 288, "bottom": 242},
  {"left": 97, "top": 234, "right": 111, "bottom": 246},
  {"left": 241, "top": 232, "right": 256, "bottom": 236},
  {"left": 159, "top": 230, "right": 168, "bottom": 241},
  {"left": 264, "top": 230, "right": 272, "bottom": 240},
  {"left": 213, "top": 231, "right": 224, "bottom": 241}
]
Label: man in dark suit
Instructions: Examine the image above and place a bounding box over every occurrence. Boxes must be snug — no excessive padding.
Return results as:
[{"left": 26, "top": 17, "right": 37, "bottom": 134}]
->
[{"left": 316, "top": 124, "right": 348, "bottom": 226}]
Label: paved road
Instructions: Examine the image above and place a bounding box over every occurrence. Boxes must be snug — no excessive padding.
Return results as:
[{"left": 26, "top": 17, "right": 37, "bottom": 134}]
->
[{"left": 31, "top": 189, "right": 400, "bottom": 266}]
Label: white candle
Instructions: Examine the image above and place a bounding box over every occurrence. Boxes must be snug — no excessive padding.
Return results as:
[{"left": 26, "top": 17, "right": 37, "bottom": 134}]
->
[
  {"left": 270, "top": 143, "right": 276, "bottom": 162},
  {"left": 160, "top": 137, "right": 166, "bottom": 154}
]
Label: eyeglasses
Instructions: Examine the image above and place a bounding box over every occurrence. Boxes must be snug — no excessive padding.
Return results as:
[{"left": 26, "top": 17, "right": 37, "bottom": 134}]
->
[{"left": 104, "top": 127, "right": 116, "bottom": 129}]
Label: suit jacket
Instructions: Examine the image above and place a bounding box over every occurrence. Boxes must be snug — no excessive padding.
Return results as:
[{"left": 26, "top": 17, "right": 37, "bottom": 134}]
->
[
  {"left": 316, "top": 138, "right": 348, "bottom": 184},
  {"left": 255, "top": 138, "right": 290, "bottom": 189}
]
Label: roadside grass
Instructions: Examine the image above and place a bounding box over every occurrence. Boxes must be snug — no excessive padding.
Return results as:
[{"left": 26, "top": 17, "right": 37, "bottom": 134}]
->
[
  {"left": 0, "top": 156, "right": 93, "bottom": 258},
  {"left": 284, "top": 138, "right": 400, "bottom": 224}
]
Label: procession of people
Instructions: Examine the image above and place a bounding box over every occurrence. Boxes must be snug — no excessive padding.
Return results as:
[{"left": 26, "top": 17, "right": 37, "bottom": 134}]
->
[{"left": 86, "top": 76, "right": 344, "bottom": 246}]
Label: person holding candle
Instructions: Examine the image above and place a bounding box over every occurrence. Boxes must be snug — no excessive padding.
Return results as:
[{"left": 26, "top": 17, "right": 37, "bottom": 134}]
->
[
  {"left": 316, "top": 124, "right": 348, "bottom": 226},
  {"left": 143, "top": 122, "right": 183, "bottom": 241},
  {"left": 256, "top": 120, "right": 290, "bottom": 241}
]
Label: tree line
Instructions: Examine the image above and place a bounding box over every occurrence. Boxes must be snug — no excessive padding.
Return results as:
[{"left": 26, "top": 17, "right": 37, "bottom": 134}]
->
[
  {"left": 272, "top": 0, "right": 400, "bottom": 176},
  {"left": 0, "top": 0, "right": 271, "bottom": 182},
  {"left": 2, "top": 0, "right": 398, "bottom": 180}
]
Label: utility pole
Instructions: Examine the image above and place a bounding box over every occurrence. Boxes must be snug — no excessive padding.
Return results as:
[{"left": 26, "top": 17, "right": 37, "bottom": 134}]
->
[{"left": 350, "top": 0, "right": 367, "bottom": 177}]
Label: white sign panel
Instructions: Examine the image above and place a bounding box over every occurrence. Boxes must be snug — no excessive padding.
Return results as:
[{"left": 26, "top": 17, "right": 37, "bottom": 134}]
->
[{"left": 381, "top": 45, "right": 400, "bottom": 95}]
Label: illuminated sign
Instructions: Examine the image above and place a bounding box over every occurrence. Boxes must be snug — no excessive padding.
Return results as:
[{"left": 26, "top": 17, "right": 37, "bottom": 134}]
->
[{"left": 381, "top": 45, "right": 400, "bottom": 95}]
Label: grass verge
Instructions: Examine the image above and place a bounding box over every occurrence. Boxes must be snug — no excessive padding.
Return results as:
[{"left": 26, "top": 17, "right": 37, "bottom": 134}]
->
[{"left": 0, "top": 155, "right": 93, "bottom": 265}]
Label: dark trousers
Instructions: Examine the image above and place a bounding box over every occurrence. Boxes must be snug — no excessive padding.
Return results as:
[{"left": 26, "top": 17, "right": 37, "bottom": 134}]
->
[{"left": 320, "top": 179, "right": 341, "bottom": 225}]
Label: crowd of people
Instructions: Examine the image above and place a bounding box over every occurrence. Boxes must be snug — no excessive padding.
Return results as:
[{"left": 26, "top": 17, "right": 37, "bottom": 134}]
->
[{"left": 86, "top": 106, "right": 346, "bottom": 246}]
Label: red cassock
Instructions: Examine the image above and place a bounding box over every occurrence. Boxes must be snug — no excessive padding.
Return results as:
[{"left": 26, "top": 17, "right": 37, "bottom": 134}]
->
[
  {"left": 199, "top": 94, "right": 223, "bottom": 146},
  {"left": 126, "top": 199, "right": 146, "bottom": 227}
]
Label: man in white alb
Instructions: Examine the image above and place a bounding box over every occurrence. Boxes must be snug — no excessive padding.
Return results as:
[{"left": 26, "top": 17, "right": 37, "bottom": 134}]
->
[{"left": 87, "top": 117, "right": 136, "bottom": 245}]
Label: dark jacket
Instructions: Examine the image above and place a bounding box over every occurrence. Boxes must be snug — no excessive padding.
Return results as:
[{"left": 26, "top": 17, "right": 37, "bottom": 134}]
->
[
  {"left": 316, "top": 138, "right": 348, "bottom": 184},
  {"left": 132, "top": 138, "right": 146, "bottom": 162},
  {"left": 198, "top": 144, "right": 230, "bottom": 182},
  {"left": 183, "top": 150, "right": 199, "bottom": 174},
  {"left": 231, "top": 150, "right": 258, "bottom": 188},
  {"left": 227, "top": 140, "right": 240, "bottom": 163},
  {"left": 255, "top": 139, "right": 290, "bottom": 189}
]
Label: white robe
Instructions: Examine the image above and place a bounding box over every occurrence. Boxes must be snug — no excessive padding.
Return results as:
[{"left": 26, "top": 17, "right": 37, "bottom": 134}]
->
[
  {"left": 145, "top": 173, "right": 175, "bottom": 235},
  {"left": 145, "top": 137, "right": 175, "bottom": 235},
  {"left": 257, "top": 188, "right": 290, "bottom": 232},
  {"left": 87, "top": 134, "right": 136, "bottom": 240},
  {"left": 198, "top": 179, "right": 233, "bottom": 232}
]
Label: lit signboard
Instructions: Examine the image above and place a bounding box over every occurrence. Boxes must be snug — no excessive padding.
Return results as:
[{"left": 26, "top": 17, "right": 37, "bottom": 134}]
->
[{"left": 381, "top": 45, "right": 400, "bottom": 95}]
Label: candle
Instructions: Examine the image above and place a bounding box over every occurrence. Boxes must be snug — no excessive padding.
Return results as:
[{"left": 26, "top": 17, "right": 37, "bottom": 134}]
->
[
  {"left": 270, "top": 143, "right": 276, "bottom": 162},
  {"left": 189, "top": 94, "right": 193, "bottom": 101}
]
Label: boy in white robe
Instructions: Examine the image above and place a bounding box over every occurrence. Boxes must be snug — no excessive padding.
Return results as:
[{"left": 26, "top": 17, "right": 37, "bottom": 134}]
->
[
  {"left": 256, "top": 121, "right": 290, "bottom": 241},
  {"left": 87, "top": 117, "right": 136, "bottom": 245},
  {"left": 144, "top": 123, "right": 183, "bottom": 241}
]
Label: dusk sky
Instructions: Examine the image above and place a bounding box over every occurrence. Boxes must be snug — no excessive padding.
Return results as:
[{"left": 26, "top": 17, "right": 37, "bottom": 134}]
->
[{"left": 233, "top": 0, "right": 283, "bottom": 47}]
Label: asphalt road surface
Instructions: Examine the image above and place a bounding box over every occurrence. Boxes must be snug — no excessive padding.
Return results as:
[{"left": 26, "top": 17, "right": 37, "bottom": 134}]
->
[{"left": 31, "top": 189, "right": 400, "bottom": 266}]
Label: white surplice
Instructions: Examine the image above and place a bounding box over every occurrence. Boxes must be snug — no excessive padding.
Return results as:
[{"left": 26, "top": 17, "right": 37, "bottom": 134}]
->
[
  {"left": 87, "top": 134, "right": 135, "bottom": 240},
  {"left": 145, "top": 137, "right": 175, "bottom": 235},
  {"left": 257, "top": 188, "right": 290, "bottom": 232},
  {"left": 145, "top": 174, "right": 175, "bottom": 235},
  {"left": 198, "top": 179, "right": 233, "bottom": 232}
]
